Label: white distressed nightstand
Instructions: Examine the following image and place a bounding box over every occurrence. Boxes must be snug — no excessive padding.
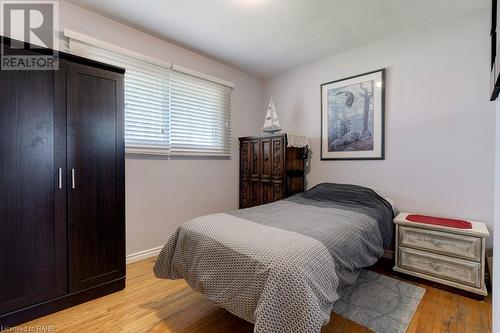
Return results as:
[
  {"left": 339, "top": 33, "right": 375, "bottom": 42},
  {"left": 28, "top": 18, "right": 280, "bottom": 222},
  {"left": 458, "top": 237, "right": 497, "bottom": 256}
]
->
[{"left": 393, "top": 212, "right": 490, "bottom": 296}]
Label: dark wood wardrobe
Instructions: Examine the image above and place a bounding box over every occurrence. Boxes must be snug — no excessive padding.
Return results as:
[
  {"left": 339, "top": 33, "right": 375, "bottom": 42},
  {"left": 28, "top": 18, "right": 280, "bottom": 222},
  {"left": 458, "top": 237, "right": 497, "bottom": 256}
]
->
[
  {"left": 0, "top": 37, "right": 125, "bottom": 326},
  {"left": 239, "top": 134, "right": 306, "bottom": 208}
]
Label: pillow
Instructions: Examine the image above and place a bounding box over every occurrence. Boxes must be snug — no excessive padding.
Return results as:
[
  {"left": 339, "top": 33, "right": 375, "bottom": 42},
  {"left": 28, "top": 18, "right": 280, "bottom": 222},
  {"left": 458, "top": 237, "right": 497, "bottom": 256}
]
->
[{"left": 384, "top": 197, "right": 399, "bottom": 216}]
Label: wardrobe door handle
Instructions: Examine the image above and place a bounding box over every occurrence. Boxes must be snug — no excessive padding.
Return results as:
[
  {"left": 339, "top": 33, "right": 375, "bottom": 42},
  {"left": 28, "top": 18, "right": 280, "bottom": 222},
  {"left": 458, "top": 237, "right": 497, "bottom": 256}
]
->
[
  {"left": 58, "top": 168, "right": 63, "bottom": 189},
  {"left": 71, "top": 168, "right": 76, "bottom": 189}
]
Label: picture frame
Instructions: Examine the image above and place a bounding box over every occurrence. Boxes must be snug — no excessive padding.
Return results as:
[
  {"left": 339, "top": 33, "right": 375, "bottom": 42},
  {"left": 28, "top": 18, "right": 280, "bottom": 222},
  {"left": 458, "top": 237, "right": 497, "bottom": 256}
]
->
[{"left": 320, "top": 69, "right": 385, "bottom": 160}]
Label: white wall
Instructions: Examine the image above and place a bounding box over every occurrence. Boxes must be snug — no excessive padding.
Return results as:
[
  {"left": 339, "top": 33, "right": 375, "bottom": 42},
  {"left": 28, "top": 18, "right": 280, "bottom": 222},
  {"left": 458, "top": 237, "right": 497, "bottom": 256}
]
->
[
  {"left": 10, "top": 2, "right": 495, "bottom": 258},
  {"left": 264, "top": 9, "right": 496, "bottom": 246},
  {"left": 57, "top": 1, "right": 264, "bottom": 257}
]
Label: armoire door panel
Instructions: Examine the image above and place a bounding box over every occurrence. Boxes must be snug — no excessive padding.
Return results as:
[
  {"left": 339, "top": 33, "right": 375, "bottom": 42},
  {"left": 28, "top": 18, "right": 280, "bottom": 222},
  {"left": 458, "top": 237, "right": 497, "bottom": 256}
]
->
[
  {"left": 240, "top": 178, "right": 251, "bottom": 208},
  {"left": 250, "top": 140, "right": 260, "bottom": 178},
  {"left": 240, "top": 141, "right": 250, "bottom": 176},
  {"left": 261, "top": 139, "right": 272, "bottom": 178},
  {"left": 250, "top": 180, "right": 261, "bottom": 207},
  {"left": 0, "top": 65, "right": 67, "bottom": 314},
  {"left": 67, "top": 62, "right": 125, "bottom": 292},
  {"left": 271, "top": 137, "right": 285, "bottom": 179},
  {"left": 261, "top": 182, "right": 273, "bottom": 204},
  {"left": 272, "top": 182, "right": 285, "bottom": 202}
]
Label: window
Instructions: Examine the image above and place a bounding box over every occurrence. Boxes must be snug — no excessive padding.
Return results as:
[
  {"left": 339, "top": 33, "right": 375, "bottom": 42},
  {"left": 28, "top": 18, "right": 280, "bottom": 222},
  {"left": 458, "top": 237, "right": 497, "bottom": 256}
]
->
[
  {"left": 170, "top": 68, "right": 231, "bottom": 156},
  {"left": 90, "top": 46, "right": 170, "bottom": 153},
  {"left": 67, "top": 31, "right": 233, "bottom": 157}
]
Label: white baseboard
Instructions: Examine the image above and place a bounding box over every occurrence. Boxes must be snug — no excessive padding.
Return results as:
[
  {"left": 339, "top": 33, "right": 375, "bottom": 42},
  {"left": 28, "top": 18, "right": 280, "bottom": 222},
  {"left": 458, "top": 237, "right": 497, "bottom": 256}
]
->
[{"left": 126, "top": 246, "right": 163, "bottom": 264}]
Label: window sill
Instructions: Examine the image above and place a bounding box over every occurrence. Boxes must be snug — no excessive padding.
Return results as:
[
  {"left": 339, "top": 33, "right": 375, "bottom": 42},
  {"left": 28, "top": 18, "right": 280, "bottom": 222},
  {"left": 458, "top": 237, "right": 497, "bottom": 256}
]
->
[
  {"left": 125, "top": 147, "right": 171, "bottom": 156},
  {"left": 125, "top": 147, "right": 231, "bottom": 159}
]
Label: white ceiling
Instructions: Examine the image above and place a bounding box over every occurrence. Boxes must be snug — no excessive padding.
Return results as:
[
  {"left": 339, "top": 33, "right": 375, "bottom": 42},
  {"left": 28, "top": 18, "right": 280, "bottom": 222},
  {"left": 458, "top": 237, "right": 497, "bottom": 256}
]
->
[{"left": 66, "top": 0, "right": 488, "bottom": 78}]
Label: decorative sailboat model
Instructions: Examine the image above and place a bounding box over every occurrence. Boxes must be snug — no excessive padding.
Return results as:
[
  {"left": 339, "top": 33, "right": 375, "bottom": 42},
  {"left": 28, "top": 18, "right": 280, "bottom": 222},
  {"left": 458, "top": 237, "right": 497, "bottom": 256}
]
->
[{"left": 262, "top": 97, "right": 282, "bottom": 134}]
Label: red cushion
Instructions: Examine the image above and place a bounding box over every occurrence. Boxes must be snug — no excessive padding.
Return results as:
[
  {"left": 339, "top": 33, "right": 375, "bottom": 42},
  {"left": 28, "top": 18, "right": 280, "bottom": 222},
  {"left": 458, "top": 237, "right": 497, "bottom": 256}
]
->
[{"left": 406, "top": 214, "right": 472, "bottom": 229}]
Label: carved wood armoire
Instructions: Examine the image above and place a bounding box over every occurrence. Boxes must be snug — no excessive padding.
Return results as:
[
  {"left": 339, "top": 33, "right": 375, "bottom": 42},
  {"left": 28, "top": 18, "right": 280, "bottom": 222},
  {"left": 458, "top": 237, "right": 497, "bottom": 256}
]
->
[{"left": 239, "top": 134, "right": 306, "bottom": 208}]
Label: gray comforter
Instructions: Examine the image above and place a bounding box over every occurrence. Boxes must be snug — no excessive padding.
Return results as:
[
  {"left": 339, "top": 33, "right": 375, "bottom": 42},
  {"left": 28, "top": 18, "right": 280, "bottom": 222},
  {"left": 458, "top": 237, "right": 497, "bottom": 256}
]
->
[{"left": 154, "top": 183, "right": 394, "bottom": 333}]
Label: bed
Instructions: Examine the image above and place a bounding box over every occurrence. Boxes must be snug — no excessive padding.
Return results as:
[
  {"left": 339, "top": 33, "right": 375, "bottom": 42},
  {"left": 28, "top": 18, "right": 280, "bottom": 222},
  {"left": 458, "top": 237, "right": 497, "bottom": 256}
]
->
[{"left": 154, "top": 183, "right": 394, "bottom": 333}]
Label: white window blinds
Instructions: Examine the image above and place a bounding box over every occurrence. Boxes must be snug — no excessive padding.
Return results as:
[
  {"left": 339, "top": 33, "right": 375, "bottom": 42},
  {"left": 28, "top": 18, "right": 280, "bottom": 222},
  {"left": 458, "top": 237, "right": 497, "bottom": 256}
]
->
[
  {"left": 170, "top": 69, "right": 232, "bottom": 156},
  {"left": 88, "top": 46, "right": 170, "bottom": 153},
  {"left": 74, "top": 37, "right": 233, "bottom": 157}
]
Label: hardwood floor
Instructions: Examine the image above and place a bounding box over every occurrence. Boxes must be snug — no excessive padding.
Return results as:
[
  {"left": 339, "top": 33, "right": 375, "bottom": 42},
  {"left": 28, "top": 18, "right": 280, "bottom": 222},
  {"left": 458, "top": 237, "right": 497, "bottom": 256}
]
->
[{"left": 18, "top": 258, "right": 491, "bottom": 333}]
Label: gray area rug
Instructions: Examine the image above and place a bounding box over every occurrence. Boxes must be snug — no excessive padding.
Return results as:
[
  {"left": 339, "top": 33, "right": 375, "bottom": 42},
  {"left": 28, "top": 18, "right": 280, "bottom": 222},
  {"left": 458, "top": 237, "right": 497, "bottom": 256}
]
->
[{"left": 333, "top": 270, "right": 425, "bottom": 333}]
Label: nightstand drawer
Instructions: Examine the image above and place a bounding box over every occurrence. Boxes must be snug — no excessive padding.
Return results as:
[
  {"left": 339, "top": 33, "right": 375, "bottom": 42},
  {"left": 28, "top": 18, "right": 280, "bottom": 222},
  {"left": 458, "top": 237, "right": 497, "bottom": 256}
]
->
[
  {"left": 399, "top": 226, "right": 481, "bottom": 262},
  {"left": 398, "top": 247, "right": 481, "bottom": 288}
]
